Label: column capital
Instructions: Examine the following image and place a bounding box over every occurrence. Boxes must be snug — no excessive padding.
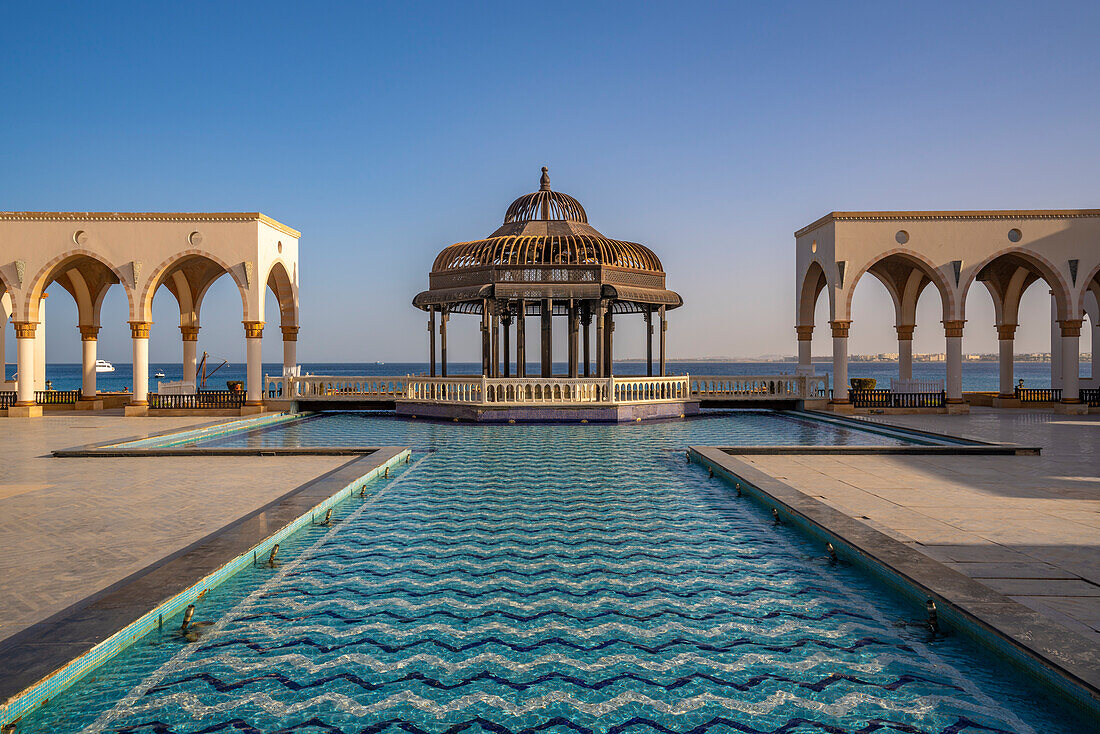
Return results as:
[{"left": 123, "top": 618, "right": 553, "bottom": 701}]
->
[
  {"left": 129, "top": 321, "right": 152, "bottom": 339},
  {"left": 942, "top": 319, "right": 965, "bottom": 338},
  {"left": 180, "top": 325, "right": 200, "bottom": 341},
  {"left": 243, "top": 320, "right": 264, "bottom": 339},
  {"left": 894, "top": 324, "right": 915, "bottom": 341},
  {"left": 829, "top": 320, "right": 851, "bottom": 338},
  {"left": 79, "top": 325, "right": 101, "bottom": 341},
  {"left": 1058, "top": 319, "right": 1084, "bottom": 338},
  {"left": 13, "top": 321, "right": 37, "bottom": 339},
  {"left": 996, "top": 323, "right": 1018, "bottom": 340},
  {"left": 795, "top": 324, "right": 814, "bottom": 341},
  {"left": 280, "top": 324, "right": 299, "bottom": 341}
]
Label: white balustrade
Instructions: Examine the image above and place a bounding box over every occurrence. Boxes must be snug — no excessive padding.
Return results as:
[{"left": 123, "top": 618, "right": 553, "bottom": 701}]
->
[
  {"left": 890, "top": 378, "right": 944, "bottom": 393},
  {"left": 264, "top": 372, "right": 825, "bottom": 404}
]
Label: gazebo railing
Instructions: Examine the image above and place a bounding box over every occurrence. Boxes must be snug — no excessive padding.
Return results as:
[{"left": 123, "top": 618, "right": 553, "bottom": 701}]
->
[
  {"left": 267, "top": 375, "right": 409, "bottom": 400},
  {"left": 688, "top": 374, "right": 827, "bottom": 400},
  {"left": 405, "top": 375, "right": 690, "bottom": 405}
]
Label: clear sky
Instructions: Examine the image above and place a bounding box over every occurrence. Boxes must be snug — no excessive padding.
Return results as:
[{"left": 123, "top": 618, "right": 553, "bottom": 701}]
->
[{"left": 3, "top": 1, "right": 1099, "bottom": 365}]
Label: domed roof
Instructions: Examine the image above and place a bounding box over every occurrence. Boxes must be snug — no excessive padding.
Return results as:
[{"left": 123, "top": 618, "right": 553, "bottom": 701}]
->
[{"left": 431, "top": 167, "right": 664, "bottom": 274}]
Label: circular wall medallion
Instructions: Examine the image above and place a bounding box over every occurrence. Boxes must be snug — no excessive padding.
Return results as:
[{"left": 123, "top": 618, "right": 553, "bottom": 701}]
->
[
  {"left": 73, "top": 230, "right": 88, "bottom": 245},
  {"left": 810, "top": 239, "right": 817, "bottom": 253},
  {"left": 895, "top": 230, "right": 909, "bottom": 245},
  {"left": 1008, "top": 228, "right": 1022, "bottom": 243},
  {"left": 188, "top": 231, "right": 203, "bottom": 246}
]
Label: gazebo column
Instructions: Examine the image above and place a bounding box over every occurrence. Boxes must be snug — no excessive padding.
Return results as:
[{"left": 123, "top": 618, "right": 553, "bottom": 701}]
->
[
  {"left": 182, "top": 325, "right": 200, "bottom": 387},
  {"left": 128, "top": 321, "right": 152, "bottom": 412},
  {"left": 491, "top": 307, "right": 500, "bottom": 378},
  {"left": 516, "top": 300, "right": 525, "bottom": 377},
  {"left": 80, "top": 325, "right": 100, "bottom": 400},
  {"left": 645, "top": 307, "right": 654, "bottom": 377},
  {"left": 428, "top": 306, "right": 437, "bottom": 377},
  {"left": 582, "top": 305, "right": 591, "bottom": 377},
  {"left": 595, "top": 302, "right": 605, "bottom": 377},
  {"left": 829, "top": 320, "right": 850, "bottom": 404},
  {"left": 943, "top": 320, "right": 965, "bottom": 406},
  {"left": 567, "top": 300, "right": 578, "bottom": 378},
  {"left": 604, "top": 308, "right": 615, "bottom": 377},
  {"left": 541, "top": 298, "right": 552, "bottom": 377},
  {"left": 13, "top": 322, "right": 38, "bottom": 410},
  {"left": 502, "top": 312, "right": 512, "bottom": 377},
  {"left": 243, "top": 321, "right": 264, "bottom": 407},
  {"left": 1059, "top": 319, "right": 1083, "bottom": 405},
  {"left": 795, "top": 325, "right": 813, "bottom": 375},
  {"left": 997, "top": 323, "right": 1017, "bottom": 399},
  {"left": 896, "top": 324, "right": 915, "bottom": 381},
  {"left": 659, "top": 305, "right": 667, "bottom": 377},
  {"left": 280, "top": 325, "right": 297, "bottom": 381},
  {"left": 440, "top": 309, "right": 449, "bottom": 377},
  {"left": 480, "top": 301, "right": 490, "bottom": 377}
]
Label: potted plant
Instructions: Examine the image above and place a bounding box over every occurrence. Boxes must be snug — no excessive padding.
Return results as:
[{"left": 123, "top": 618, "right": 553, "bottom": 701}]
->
[
  {"left": 226, "top": 380, "right": 244, "bottom": 392},
  {"left": 849, "top": 377, "right": 877, "bottom": 391}
]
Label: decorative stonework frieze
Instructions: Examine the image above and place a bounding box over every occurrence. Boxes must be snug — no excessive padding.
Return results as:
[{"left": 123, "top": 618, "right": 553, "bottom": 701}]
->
[
  {"left": 244, "top": 261, "right": 254, "bottom": 287},
  {"left": 129, "top": 261, "right": 142, "bottom": 288},
  {"left": 15, "top": 260, "right": 25, "bottom": 288}
]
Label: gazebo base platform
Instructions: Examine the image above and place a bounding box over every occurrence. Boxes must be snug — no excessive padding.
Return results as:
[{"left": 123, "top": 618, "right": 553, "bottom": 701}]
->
[{"left": 395, "top": 400, "right": 700, "bottom": 423}]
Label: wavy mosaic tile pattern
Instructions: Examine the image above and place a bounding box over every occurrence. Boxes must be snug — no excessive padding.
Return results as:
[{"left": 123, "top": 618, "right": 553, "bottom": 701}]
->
[{"left": 19, "top": 415, "right": 1080, "bottom": 732}]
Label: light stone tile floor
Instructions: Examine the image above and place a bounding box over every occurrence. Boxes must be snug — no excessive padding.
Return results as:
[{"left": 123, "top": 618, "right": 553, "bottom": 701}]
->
[
  {"left": 0, "top": 413, "right": 351, "bottom": 641},
  {"left": 739, "top": 408, "right": 1100, "bottom": 643}
]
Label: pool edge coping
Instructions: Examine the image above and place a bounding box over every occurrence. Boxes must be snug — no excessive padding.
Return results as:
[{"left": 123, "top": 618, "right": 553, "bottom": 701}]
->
[
  {"left": 0, "top": 445, "right": 411, "bottom": 728},
  {"left": 689, "top": 445, "right": 1100, "bottom": 713}
]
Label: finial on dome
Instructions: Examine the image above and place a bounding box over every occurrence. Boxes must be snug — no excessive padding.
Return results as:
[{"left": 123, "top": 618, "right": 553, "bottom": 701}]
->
[{"left": 539, "top": 166, "right": 551, "bottom": 191}]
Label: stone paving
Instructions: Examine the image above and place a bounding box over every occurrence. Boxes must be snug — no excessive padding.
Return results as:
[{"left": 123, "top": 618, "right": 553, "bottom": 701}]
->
[
  {"left": 737, "top": 408, "right": 1100, "bottom": 644},
  {"left": 0, "top": 413, "right": 351, "bottom": 641}
]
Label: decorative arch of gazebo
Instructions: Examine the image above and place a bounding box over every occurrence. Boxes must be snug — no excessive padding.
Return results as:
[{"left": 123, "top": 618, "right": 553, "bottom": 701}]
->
[
  {"left": 412, "top": 168, "right": 683, "bottom": 380},
  {"left": 0, "top": 212, "right": 300, "bottom": 416},
  {"left": 794, "top": 209, "right": 1100, "bottom": 412}
]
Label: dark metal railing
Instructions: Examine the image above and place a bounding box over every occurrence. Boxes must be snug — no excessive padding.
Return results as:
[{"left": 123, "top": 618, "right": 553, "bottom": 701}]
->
[
  {"left": 35, "top": 390, "right": 81, "bottom": 405},
  {"left": 151, "top": 390, "right": 246, "bottom": 409},
  {"left": 0, "top": 392, "right": 15, "bottom": 408},
  {"left": 849, "top": 389, "right": 946, "bottom": 408},
  {"left": 1080, "top": 388, "right": 1099, "bottom": 407},
  {"left": 1014, "top": 387, "right": 1062, "bottom": 402}
]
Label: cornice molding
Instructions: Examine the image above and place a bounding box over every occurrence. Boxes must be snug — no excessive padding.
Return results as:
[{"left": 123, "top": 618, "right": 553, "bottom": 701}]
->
[
  {"left": 795, "top": 209, "right": 1100, "bottom": 238},
  {"left": 0, "top": 211, "right": 301, "bottom": 239}
]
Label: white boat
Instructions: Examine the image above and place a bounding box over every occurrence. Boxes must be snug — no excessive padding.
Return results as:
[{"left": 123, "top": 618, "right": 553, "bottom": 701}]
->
[
  {"left": 95, "top": 360, "right": 115, "bottom": 373},
  {"left": 154, "top": 371, "right": 166, "bottom": 378}
]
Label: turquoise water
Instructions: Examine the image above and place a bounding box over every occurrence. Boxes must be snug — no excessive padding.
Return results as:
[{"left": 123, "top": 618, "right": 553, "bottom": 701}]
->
[{"left": 16, "top": 414, "right": 1084, "bottom": 733}]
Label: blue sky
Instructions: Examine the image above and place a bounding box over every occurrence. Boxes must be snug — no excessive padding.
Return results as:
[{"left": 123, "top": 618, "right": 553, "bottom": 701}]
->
[{"left": 3, "top": 1, "right": 1099, "bottom": 364}]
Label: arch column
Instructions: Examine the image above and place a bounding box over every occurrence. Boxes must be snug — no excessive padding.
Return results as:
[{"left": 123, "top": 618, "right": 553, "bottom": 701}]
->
[
  {"left": 13, "top": 322, "right": 40, "bottom": 415},
  {"left": 1058, "top": 319, "right": 1083, "bottom": 407},
  {"left": 514, "top": 302, "right": 523, "bottom": 377},
  {"left": 280, "top": 325, "right": 298, "bottom": 380},
  {"left": 996, "top": 323, "right": 1017, "bottom": 399},
  {"left": 568, "top": 300, "right": 578, "bottom": 378},
  {"left": 581, "top": 306, "right": 591, "bottom": 377},
  {"left": 795, "top": 325, "right": 813, "bottom": 375},
  {"left": 243, "top": 321, "right": 264, "bottom": 407},
  {"left": 128, "top": 321, "right": 152, "bottom": 413},
  {"left": 80, "top": 325, "right": 100, "bottom": 399},
  {"left": 829, "top": 320, "right": 850, "bottom": 404},
  {"left": 540, "top": 298, "right": 552, "bottom": 377},
  {"left": 645, "top": 306, "right": 654, "bottom": 377},
  {"left": 943, "top": 320, "right": 965, "bottom": 406},
  {"left": 595, "top": 302, "right": 606, "bottom": 377},
  {"left": 895, "top": 325, "right": 914, "bottom": 381},
  {"left": 181, "top": 325, "right": 200, "bottom": 389},
  {"left": 502, "top": 311, "right": 512, "bottom": 377},
  {"left": 428, "top": 307, "right": 436, "bottom": 377}
]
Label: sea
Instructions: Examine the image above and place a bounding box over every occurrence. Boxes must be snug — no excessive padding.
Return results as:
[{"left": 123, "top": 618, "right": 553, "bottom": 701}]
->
[{"left": 7, "top": 360, "right": 1068, "bottom": 393}]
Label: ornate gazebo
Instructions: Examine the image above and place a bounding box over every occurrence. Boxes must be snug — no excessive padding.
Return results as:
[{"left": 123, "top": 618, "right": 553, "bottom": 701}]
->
[{"left": 413, "top": 168, "right": 682, "bottom": 379}]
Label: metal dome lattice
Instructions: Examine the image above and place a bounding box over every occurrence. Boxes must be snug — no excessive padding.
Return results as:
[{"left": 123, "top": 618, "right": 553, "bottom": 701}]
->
[{"left": 503, "top": 167, "right": 588, "bottom": 223}]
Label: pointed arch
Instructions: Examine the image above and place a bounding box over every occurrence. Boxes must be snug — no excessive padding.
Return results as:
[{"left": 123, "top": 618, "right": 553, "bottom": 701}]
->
[
  {"left": 23, "top": 250, "right": 131, "bottom": 323},
  {"left": 797, "top": 260, "right": 830, "bottom": 326},
  {"left": 140, "top": 249, "right": 250, "bottom": 324},
  {"left": 961, "top": 247, "right": 1073, "bottom": 322},
  {"left": 264, "top": 259, "right": 298, "bottom": 328},
  {"left": 844, "top": 249, "right": 956, "bottom": 324}
]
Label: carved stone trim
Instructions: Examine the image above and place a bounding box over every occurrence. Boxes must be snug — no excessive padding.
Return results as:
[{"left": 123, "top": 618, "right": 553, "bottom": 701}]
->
[
  {"left": 1058, "top": 319, "right": 1084, "bottom": 338},
  {"left": 180, "top": 325, "right": 200, "bottom": 341},
  {"left": 79, "top": 325, "right": 101, "bottom": 341},
  {"left": 13, "top": 321, "right": 37, "bottom": 339},
  {"left": 894, "top": 324, "right": 915, "bottom": 340},
  {"left": 795, "top": 324, "right": 814, "bottom": 341},
  {"left": 15, "top": 260, "right": 25, "bottom": 288},
  {"left": 996, "top": 323, "right": 1018, "bottom": 340},
  {"left": 942, "top": 319, "right": 966, "bottom": 338},
  {"left": 243, "top": 320, "right": 264, "bottom": 339},
  {"left": 829, "top": 320, "right": 851, "bottom": 339},
  {"left": 280, "top": 324, "right": 299, "bottom": 341},
  {"left": 129, "top": 321, "right": 152, "bottom": 339}
]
